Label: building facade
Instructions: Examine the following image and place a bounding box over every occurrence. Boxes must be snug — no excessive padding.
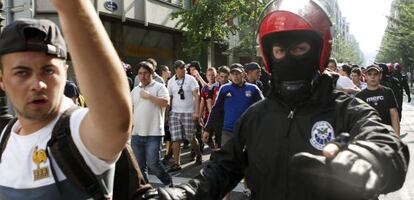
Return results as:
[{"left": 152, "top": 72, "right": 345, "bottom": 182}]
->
[{"left": 3, "top": 0, "right": 190, "bottom": 74}]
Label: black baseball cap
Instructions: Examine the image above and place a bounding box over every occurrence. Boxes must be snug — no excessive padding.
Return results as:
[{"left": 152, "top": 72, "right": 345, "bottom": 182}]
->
[
  {"left": 0, "top": 19, "right": 67, "bottom": 59},
  {"left": 366, "top": 64, "right": 382, "bottom": 72},
  {"left": 230, "top": 63, "right": 244, "bottom": 73},
  {"left": 244, "top": 62, "right": 261, "bottom": 72}
]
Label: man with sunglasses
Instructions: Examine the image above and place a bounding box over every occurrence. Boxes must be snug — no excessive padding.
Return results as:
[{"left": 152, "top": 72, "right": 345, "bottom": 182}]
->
[
  {"left": 166, "top": 60, "right": 202, "bottom": 171},
  {"left": 142, "top": 0, "right": 409, "bottom": 199}
]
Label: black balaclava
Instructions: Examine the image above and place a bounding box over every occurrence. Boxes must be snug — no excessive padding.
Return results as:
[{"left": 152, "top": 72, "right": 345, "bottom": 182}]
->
[{"left": 265, "top": 31, "right": 323, "bottom": 106}]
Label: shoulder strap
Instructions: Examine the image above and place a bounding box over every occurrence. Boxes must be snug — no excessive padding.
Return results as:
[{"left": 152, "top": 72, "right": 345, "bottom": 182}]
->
[
  {"left": 0, "top": 117, "right": 17, "bottom": 162},
  {"left": 113, "top": 144, "right": 153, "bottom": 200},
  {"left": 47, "top": 107, "right": 106, "bottom": 200}
]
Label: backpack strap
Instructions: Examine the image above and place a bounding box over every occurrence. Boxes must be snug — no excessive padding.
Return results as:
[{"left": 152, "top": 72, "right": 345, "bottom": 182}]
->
[
  {"left": 0, "top": 118, "right": 18, "bottom": 162},
  {"left": 47, "top": 107, "right": 106, "bottom": 200},
  {"left": 113, "top": 143, "right": 153, "bottom": 200}
]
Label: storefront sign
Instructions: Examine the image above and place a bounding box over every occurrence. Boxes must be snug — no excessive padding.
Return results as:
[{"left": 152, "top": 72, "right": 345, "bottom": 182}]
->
[{"left": 104, "top": 1, "right": 118, "bottom": 12}]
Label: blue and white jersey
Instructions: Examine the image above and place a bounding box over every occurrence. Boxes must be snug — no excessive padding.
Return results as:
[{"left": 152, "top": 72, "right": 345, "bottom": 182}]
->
[{"left": 205, "top": 82, "right": 264, "bottom": 133}]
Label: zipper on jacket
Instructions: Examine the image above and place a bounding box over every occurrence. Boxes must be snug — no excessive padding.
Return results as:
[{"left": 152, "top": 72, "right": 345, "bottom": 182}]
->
[
  {"left": 287, "top": 109, "right": 295, "bottom": 119},
  {"left": 284, "top": 108, "right": 295, "bottom": 199},
  {"left": 284, "top": 108, "right": 295, "bottom": 136}
]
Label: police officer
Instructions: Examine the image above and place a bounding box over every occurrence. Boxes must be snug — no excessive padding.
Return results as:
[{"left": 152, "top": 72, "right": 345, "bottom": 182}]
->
[
  {"left": 142, "top": 1, "right": 409, "bottom": 199},
  {"left": 392, "top": 63, "right": 411, "bottom": 120},
  {"left": 379, "top": 63, "right": 404, "bottom": 121}
]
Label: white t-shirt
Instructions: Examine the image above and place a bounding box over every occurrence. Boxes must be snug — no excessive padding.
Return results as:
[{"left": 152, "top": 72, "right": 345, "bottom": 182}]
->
[
  {"left": 0, "top": 97, "right": 115, "bottom": 200},
  {"left": 357, "top": 82, "right": 367, "bottom": 90},
  {"left": 336, "top": 75, "right": 356, "bottom": 89},
  {"left": 167, "top": 74, "right": 199, "bottom": 113},
  {"left": 131, "top": 81, "right": 169, "bottom": 136}
]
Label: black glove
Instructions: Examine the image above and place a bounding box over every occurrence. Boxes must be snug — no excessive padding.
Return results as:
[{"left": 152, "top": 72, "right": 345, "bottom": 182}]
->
[
  {"left": 139, "top": 184, "right": 196, "bottom": 200},
  {"left": 408, "top": 96, "right": 411, "bottom": 103},
  {"left": 291, "top": 143, "right": 383, "bottom": 200}
]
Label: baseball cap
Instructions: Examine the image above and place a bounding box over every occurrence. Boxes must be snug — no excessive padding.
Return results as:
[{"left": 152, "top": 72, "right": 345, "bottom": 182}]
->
[
  {"left": 230, "top": 63, "right": 244, "bottom": 73},
  {"left": 244, "top": 62, "right": 261, "bottom": 72},
  {"left": 0, "top": 19, "right": 67, "bottom": 59},
  {"left": 173, "top": 60, "right": 186, "bottom": 69},
  {"left": 366, "top": 64, "right": 382, "bottom": 72}
]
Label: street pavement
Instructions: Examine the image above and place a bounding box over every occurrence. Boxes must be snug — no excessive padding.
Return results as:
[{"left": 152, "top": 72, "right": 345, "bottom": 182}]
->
[
  {"left": 149, "top": 147, "right": 246, "bottom": 199},
  {"left": 148, "top": 87, "right": 414, "bottom": 200},
  {"left": 380, "top": 87, "right": 414, "bottom": 200}
]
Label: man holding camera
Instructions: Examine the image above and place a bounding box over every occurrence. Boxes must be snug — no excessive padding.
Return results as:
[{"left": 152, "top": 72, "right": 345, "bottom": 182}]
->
[{"left": 167, "top": 60, "right": 202, "bottom": 172}]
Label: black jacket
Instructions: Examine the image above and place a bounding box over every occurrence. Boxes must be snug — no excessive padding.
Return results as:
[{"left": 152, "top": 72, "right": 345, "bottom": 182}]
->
[
  {"left": 381, "top": 75, "right": 403, "bottom": 107},
  {"left": 189, "top": 73, "right": 409, "bottom": 200},
  {"left": 393, "top": 72, "right": 411, "bottom": 101}
]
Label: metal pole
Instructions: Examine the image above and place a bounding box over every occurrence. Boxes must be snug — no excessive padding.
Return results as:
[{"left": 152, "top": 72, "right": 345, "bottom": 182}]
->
[
  {"left": 144, "top": 0, "right": 148, "bottom": 26},
  {"left": 0, "top": 0, "right": 13, "bottom": 119},
  {"left": 6, "top": 0, "right": 12, "bottom": 24},
  {"left": 252, "top": 0, "right": 258, "bottom": 59},
  {"left": 94, "top": 0, "right": 98, "bottom": 12},
  {"left": 0, "top": 0, "right": 4, "bottom": 29}
]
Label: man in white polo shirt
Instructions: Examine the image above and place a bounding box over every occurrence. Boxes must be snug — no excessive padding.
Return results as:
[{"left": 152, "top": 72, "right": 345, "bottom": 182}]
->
[
  {"left": 167, "top": 60, "right": 202, "bottom": 172},
  {"left": 131, "top": 61, "right": 172, "bottom": 186}
]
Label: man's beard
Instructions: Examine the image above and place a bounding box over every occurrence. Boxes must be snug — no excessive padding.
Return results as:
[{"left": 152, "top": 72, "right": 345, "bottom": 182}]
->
[{"left": 14, "top": 102, "right": 58, "bottom": 121}]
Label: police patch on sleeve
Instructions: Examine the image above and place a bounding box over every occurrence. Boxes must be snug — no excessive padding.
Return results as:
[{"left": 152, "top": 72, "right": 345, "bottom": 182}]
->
[{"left": 309, "top": 121, "right": 335, "bottom": 150}]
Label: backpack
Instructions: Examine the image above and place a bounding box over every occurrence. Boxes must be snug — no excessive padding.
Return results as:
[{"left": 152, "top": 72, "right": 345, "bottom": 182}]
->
[
  {"left": 0, "top": 108, "right": 152, "bottom": 200},
  {"left": 381, "top": 75, "right": 402, "bottom": 104}
]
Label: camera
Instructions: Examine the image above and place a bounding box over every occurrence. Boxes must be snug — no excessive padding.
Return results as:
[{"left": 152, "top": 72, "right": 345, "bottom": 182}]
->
[{"left": 178, "top": 88, "right": 185, "bottom": 100}]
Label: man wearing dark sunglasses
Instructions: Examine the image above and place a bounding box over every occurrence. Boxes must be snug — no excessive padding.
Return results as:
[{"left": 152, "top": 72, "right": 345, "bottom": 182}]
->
[{"left": 166, "top": 60, "right": 202, "bottom": 172}]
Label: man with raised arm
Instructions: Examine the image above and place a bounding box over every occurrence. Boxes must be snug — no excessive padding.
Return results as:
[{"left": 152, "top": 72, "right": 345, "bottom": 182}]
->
[{"left": 0, "top": 0, "right": 132, "bottom": 199}]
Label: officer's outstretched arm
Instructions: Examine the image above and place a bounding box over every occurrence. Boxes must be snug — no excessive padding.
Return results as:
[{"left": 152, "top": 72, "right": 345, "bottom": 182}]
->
[
  {"left": 346, "top": 98, "right": 409, "bottom": 194},
  {"left": 140, "top": 120, "right": 248, "bottom": 200},
  {"left": 291, "top": 97, "right": 409, "bottom": 199}
]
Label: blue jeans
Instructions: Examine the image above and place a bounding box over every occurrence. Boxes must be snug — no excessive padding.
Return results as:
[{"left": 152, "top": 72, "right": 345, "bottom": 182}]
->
[{"left": 131, "top": 135, "right": 172, "bottom": 185}]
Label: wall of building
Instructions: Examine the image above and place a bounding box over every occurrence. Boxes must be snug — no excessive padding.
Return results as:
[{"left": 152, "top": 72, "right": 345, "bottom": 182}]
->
[
  {"left": 5, "top": 0, "right": 231, "bottom": 74},
  {"left": 5, "top": 0, "right": 186, "bottom": 75}
]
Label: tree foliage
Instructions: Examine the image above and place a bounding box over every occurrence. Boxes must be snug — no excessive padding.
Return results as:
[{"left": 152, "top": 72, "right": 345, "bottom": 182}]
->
[
  {"left": 376, "top": 0, "right": 414, "bottom": 71},
  {"left": 230, "top": 1, "right": 267, "bottom": 58},
  {"left": 171, "top": 0, "right": 268, "bottom": 61},
  {"left": 331, "top": 33, "right": 364, "bottom": 65}
]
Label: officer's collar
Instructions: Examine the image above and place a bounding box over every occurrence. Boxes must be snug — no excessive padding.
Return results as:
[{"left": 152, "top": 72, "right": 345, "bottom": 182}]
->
[{"left": 269, "top": 72, "right": 335, "bottom": 108}]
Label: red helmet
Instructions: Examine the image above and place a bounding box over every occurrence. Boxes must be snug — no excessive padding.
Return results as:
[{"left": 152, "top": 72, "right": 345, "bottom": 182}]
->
[
  {"left": 387, "top": 63, "right": 394, "bottom": 73},
  {"left": 393, "top": 62, "right": 401, "bottom": 72},
  {"left": 258, "top": 0, "right": 333, "bottom": 74}
]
